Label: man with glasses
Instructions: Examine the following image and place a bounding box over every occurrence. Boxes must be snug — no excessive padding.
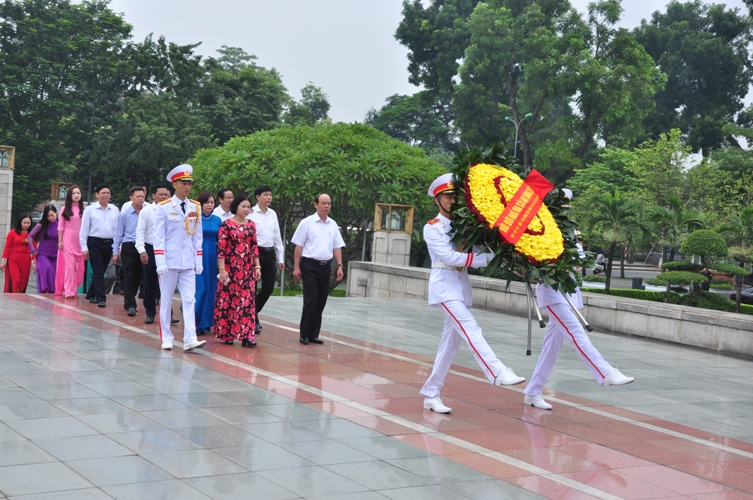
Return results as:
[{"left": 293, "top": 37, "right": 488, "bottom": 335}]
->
[{"left": 213, "top": 188, "right": 234, "bottom": 222}]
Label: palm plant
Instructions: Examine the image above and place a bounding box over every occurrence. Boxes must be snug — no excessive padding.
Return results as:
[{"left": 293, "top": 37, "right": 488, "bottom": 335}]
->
[
  {"left": 717, "top": 206, "right": 753, "bottom": 251},
  {"left": 593, "top": 191, "right": 651, "bottom": 293},
  {"left": 650, "top": 195, "right": 706, "bottom": 262}
]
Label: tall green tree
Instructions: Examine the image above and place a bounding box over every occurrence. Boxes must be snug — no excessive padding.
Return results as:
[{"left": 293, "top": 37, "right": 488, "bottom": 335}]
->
[
  {"left": 198, "top": 47, "right": 288, "bottom": 145},
  {"left": 591, "top": 191, "right": 650, "bottom": 293},
  {"left": 364, "top": 91, "right": 455, "bottom": 153},
  {"left": 284, "top": 83, "right": 331, "bottom": 126},
  {"left": 633, "top": 1, "right": 753, "bottom": 156},
  {"left": 0, "top": 0, "right": 134, "bottom": 212},
  {"left": 650, "top": 195, "right": 706, "bottom": 262}
]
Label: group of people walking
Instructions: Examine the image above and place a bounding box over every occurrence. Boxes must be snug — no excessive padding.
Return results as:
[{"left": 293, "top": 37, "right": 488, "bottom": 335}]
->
[{"left": 1, "top": 186, "right": 87, "bottom": 296}]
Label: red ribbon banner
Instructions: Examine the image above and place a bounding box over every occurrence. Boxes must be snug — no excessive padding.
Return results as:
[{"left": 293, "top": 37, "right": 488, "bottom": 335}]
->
[{"left": 493, "top": 169, "right": 554, "bottom": 245}]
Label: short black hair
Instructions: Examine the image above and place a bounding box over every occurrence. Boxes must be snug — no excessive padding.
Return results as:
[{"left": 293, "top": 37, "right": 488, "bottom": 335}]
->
[
  {"left": 229, "top": 194, "right": 250, "bottom": 215},
  {"left": 94, "top": 183, "right": 110, "bottom": 194},
  {"left": 254, "top": 185, "right": 272, "bottom": 198},
  {"left": 197, "top": 191, "right": 214, "bottom": 206},
  {"left": 217, "top": 188, "right": 233, "bottom": 201},
  {"left": 128, "top": 185, "right": 145, "bottom": 197},
  {"left": 151, "top": 183, "right": 170, "bottom": 195},
  {"left": 14, "top": 213, "right": 32, "bottom": 234}
]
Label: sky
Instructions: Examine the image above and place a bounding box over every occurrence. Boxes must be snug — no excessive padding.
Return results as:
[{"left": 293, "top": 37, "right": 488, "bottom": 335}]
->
[{"left": 108, "top": 0, "right": 750, "bottom": 123}]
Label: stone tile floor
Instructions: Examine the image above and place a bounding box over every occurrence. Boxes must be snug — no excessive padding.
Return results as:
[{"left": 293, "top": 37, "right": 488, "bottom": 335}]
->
[{"left": 0, "top": 292, "right": 751, "bottom": 499}]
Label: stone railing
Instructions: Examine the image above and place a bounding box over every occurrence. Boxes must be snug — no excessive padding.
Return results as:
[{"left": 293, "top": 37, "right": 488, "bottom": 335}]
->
[{"left": 347, "top": 261, "right": 753, "bottom": 358}]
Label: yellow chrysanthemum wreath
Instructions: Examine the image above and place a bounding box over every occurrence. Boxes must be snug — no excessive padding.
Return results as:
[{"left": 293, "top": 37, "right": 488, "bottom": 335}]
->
[{"left": 466, "top": 163, "right": 564, "bottom": 263}]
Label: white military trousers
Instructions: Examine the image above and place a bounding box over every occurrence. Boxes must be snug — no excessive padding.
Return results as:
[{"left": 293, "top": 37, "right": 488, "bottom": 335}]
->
[
  {"left": 420, "top": 300, "right": 507, "bottom": 398},
  {"left": 524, "top": 303, "right": 614, "bottom": 396},
  {"left": 158, "top": 269, "right": 197, "bottom": 345}
]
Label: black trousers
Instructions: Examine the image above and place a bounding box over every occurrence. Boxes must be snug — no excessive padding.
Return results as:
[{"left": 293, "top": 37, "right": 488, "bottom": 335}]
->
[
  {"left": 299, "top": 257, "right": 332, "bottom": 341},
  {"left": 142, "top": 244, "right": 158, "bottom": 317},
  {"left": 255, "top": 249, "right": 277, "bottom": 322},
  {"left": 120, "top": 242, "right": 142, "bottom": 310},
  {"left": 87, "top": 237, "right": 113, "bottom": 303}
]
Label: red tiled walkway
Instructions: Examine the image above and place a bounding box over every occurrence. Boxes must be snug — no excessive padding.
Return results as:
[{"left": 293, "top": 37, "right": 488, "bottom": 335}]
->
[{"left": 17, "top": 294, "right": 753, "bottom": 499}]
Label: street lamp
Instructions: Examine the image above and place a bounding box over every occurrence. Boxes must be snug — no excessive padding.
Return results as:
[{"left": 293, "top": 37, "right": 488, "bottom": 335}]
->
[{"left": 505, "top": 113, "right": 533, "bottom": 159}]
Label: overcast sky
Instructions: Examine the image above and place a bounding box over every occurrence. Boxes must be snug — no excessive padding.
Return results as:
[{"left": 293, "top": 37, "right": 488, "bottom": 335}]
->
[{"left": 109, "top": 0, "right": 749, "bottom": 123}]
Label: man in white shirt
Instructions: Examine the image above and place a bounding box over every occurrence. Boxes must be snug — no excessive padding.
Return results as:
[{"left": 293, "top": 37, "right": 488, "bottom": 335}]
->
[
  {"left": 212, "top": 188, "right": 233, "bottom": 222},
  {"left": 136, "top": 184, "right": 171, "bottom": 324},
  {"left": 247, "top": 185, "right": 284, "bottom": 334},
  {"left": 292, "top": 193, "right": 345, "bottom": 345},
  {"left": 80, "top": 183, "right": 119, "bottom": 307}
]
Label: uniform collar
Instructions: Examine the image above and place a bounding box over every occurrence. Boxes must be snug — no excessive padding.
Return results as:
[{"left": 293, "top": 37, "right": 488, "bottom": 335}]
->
[{"left": 437, "top": 213, "right": 451, "bottom": 225}]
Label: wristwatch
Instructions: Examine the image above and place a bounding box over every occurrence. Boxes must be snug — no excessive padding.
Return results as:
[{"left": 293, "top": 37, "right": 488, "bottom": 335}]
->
[{"left": 336, "top": 264, "right": 343, "bottom": 267}]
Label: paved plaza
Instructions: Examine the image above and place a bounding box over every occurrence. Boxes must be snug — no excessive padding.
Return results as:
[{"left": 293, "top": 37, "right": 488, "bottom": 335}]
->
[{"left": 0, "top": 292, "right": 752, "bottom": 499}]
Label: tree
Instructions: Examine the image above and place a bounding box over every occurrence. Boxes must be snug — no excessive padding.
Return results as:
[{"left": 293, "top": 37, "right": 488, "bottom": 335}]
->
[
  {"left": 190, "top": 123, "right": 445, "bottom": 288},
  {"left": 650, "top": 195, "right": 706, "bottom": 262},
  {"left": 198, "top": 47, "right": 289, "bottom": 144},
  {"left": 87, "top": 93, "right": 214, "bottom": 205},
  {"left": 634, "top": 1, "right": 753, "bottom": 156},
  {"left": 396, "top": 0, "right": 663, "bottom": 182},
  {"left": 364, "top": 91, "right": 455, "bottom": 153},
  {"left": 0, "top": 0, "right": 134, "bottom": 213},
  {"left": 592, "top": 191, "right": 650, "bottom": 293},
  {"left": 284, "top": 83, "right": 331, "bottom": 127}
]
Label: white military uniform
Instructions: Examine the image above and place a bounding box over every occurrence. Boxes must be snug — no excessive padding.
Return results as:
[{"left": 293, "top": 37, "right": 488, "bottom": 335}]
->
[
  {"left": 419, "top": 212, "right": 516, "bottom": 397},
  {"left": 525, "top": 246, "right": 615, "bottom": 396},
  {"left": 153, "top": 194, "right": 203, "bottom": 345}
]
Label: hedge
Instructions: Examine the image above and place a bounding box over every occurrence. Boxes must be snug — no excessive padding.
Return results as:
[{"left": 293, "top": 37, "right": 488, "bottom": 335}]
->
[{"left": 581, "top": 288, "right": 753, "bottom": 315}]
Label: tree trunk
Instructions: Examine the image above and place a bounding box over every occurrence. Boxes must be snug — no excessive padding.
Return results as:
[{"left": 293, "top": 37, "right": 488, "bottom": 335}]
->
[
  {"left": 620, "top": 244, "right": 626, "bottom": 278},
  {"left": 735, "top": 274, "right": 743, "bottom": 314},
  {"left": 669, "top": 246, "right": 675, "bottom": 262},
  {"left": 605, "top": 242, "right": 617, "bottom": 294}
]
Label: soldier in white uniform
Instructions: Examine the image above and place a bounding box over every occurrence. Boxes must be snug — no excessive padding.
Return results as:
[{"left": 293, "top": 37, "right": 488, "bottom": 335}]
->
[
  {"left": 420, "top": 173, "right": 526, "bottom": 414},
  {"left": 524, "top": 189, "right": 634, "bottom": 410},
  {"left": 153, "top": 164, "right": 206, "bottom": 352}
]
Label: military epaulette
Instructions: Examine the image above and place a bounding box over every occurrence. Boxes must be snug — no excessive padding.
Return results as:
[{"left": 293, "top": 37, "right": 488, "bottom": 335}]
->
[
  {"left": 427, "top": 218, "right": 440, "bottom": 225},
  {"left": 190, "top": 199, "right": 199, "bottom": 205},
  {"left": 158, "top": 199, "right": 171, "bottom": 205}
]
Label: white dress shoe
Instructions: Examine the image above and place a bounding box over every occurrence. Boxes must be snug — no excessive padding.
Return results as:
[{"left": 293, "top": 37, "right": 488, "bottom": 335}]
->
[
  {"left": 183, "top": 340, "right": 207, "bottom": 352},
  {"left": 603, "top": 368, "right": 634, "bottom": 386},
  {"left": 494, "top": 367, "right": 526, "bottom": 386},
  {"left": 423, "top": 396, "right": 452, "bottom": 414},
  {"left": 161, "top": 342, "right": 173, "bottom": 350},
  {"left": 524, "top": 393, "right": 553, "bottom": 410}
]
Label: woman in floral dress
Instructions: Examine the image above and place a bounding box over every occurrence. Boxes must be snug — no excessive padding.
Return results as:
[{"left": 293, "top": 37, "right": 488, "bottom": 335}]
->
[{"left": 214, "top": 194, "right": 262, "bottom": 347}]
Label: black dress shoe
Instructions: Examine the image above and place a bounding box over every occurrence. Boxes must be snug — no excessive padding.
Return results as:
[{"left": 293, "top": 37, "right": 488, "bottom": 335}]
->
[
  {"left": 255, "top": 324, "right": 261, "bottom": 335},
  {"left": 310, "top": 338, "right": 324, "bottom": 345},
  {"left": 171, "top": 317, "right": 179, "bottom": 324},
  {"left": 196, "top": 329, "right": 206, "bottom": 336},
  {"left": 127, "top": 307, "right": 136, "bottom": 317},
  {"left": 88, "top": 297, "right": 97, "bottom": 304},
  {"left": 242, "top": 339, "right": 257, "bottom": 348},
  {"left": 97, "top": 301, "right": 106, "bottom": 308},
  {"left": 299, "top": 338, "right": 309, "bottom": 345},
  {"left": 144, "top": 316, "right": 154, "bottom": 324}
]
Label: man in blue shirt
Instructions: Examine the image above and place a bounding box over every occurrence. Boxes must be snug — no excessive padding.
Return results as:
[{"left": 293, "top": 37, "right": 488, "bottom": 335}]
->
[{"left": 113, "top": 186, "right": 146, "bottom": 316}]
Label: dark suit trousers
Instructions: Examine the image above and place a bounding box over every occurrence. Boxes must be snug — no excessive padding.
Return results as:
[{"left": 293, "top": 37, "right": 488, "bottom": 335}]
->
[
  {"left": 87, "top": 237, "right": 113, "bottom": 303},
  {"left": 299, "top": 257, "right": 332, "bottom": 341},
  {"left": 120, "top": 242, "right": 142, "bottom": 310},
  {"left": 255, "top": 249, "right": 277, "bottom": 320},
  {"left": 142, "top": 244, "right": 158, "bottom": 317}
]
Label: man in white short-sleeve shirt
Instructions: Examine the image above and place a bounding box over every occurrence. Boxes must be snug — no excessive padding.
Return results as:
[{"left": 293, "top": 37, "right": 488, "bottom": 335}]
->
[{"left": 291, "top": 193, "right": 345, "bottom": 345}]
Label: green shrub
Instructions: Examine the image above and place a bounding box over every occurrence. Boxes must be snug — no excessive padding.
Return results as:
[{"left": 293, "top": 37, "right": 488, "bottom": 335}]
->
[
  {"left": 661, "top": 260, "right": 699, "bottom": 271},
  {"left": 708, "top": 263, "right": 749, "bottom": 276},
  {"left": 710, "top": 283, "right": 733, "bottom": 290},
  {"left": 584, "top": 275, "right": 607, "bottom": 283},
  {"left": 644, "top": 277, "right": 663, "bottom": 286},
  {"left": 581, "top": 288, "right": 753, "bottom": 315},
  {"left": 655, "top": 271, "right": 708, "bottom": 285}
]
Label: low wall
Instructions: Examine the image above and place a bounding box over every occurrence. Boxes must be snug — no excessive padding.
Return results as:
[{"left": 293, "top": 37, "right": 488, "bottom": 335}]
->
[{"left": 347, "top": 261, "right": 753, "bottom": 358}]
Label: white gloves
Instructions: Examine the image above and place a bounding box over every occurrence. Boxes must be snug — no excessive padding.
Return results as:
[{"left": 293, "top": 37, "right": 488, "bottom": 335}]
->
[
  {"left": 195, "top": 265, "right": 203, "bottom": 275},
  {"left": 157, "top": 264, "right": 168, "bottom": 276}
]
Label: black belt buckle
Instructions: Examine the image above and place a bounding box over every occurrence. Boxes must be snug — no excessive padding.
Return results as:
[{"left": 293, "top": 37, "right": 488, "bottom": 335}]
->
[
  {"left": 317, "top": 259, "right": 330, "bottom": 266},
  {"left": 259, "top": 247, "right": 274, "bottom": 253}
]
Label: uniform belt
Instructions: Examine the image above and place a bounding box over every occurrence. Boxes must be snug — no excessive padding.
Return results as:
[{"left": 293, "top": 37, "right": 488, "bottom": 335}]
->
[
  {"left": 432, "top": 262, "right": 466, "bottom": 272},
  {"left": 259, "top": 246, "right": 275, "bottom": 253}
]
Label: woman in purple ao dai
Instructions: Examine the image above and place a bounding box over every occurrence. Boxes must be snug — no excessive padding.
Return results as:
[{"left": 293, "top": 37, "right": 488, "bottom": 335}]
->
[{"left": 29, "top": 205, "right": 59, "bottom": 293}]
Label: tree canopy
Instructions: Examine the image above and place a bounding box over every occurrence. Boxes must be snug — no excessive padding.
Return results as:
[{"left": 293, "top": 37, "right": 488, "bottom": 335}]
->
[{"left": 190, "top": 123, "right": 445, "bottom": 274}]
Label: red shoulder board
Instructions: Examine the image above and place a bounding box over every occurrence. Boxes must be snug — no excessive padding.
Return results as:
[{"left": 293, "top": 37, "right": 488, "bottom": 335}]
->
[{"left": 427, "top": 218, "right": 440, "bottom": 225}]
